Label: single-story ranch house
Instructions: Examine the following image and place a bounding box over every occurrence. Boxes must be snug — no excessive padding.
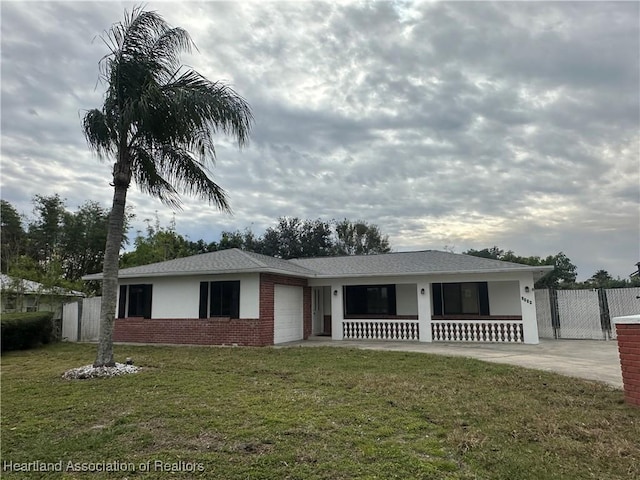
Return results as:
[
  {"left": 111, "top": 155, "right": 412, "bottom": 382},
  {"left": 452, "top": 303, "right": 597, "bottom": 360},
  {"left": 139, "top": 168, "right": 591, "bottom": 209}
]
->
[
  {"left": 1, "top": 273, "right": 84, "bottom": 319},
  {"left": 83, "top": 249, "right": 553, "bottom": 346}
]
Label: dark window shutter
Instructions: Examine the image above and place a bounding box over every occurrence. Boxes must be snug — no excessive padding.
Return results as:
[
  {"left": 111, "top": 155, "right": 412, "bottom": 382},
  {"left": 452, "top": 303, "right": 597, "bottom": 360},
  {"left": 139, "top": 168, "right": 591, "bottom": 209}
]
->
[
  {"left": 143, "top": 285, "right": 153, "bottom": 319},
  {"left": 199, "top": 282, "right": 209, "bottom": 318},
  {"left": 478, "top": 282, "right": 490, "bottom": 315},
  {"left": 118, "top": 285, "right": 127, "bottom": 318},
  {"left": 230, "top": 281, "right": 240, "bottom": 319},
  {"left": 432, "top": 283, "right": 443, "bottom": 316},
  {"left": 388, "top": 284, "right": 397, "bottom": 315}
]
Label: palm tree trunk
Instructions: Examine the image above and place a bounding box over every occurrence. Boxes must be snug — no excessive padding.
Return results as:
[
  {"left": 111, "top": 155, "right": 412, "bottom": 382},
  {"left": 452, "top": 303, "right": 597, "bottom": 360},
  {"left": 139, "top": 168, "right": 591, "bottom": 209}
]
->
[{"left": 94, "top": 181, "right": 129, "bottom": 367}]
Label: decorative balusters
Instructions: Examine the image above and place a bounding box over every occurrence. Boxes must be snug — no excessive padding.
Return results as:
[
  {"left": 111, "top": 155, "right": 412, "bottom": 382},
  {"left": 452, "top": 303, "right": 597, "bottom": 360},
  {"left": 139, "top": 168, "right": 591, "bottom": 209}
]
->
[
  {"left": 343, "top": 320, "right": 523, "bottom": 343},
  {"left": 431, "top": 321, "right": 524, "bottom": 343},
  {"left": 342, "top": 320, "right": 420, "bottom": 340}
]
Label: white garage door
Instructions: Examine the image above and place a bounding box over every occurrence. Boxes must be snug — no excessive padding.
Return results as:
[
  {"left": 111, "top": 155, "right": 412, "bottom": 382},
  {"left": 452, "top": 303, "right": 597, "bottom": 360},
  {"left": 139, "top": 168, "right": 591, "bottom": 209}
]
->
[{"left": 274, "top": 285, "right": 304, "bottom": 344}]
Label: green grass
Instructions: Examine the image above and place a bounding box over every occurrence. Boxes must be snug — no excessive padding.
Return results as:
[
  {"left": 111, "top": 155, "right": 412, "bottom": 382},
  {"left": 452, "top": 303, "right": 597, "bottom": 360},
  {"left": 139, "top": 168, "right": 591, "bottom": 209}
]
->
[{"left": 1, "top": 343, "right": 638, "bottom": 479}]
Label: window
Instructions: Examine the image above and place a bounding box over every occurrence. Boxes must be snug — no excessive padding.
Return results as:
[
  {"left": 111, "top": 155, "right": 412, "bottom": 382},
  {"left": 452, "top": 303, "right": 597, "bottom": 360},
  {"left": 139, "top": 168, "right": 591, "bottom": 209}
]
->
[
  {"left": 432, "top": 282, "right": 489, "bottom": 316},
  {"left": 199, "top": 281, "right": 240, "bottom": 318},
  {"left": 344, "top": 285, "right": 396, "bottom": 315},
  {"left": 4, "top": 294, "right": 17, "bottom": 312},
  {"left": 25, "top": 297, "right": 38, "bottom": 313},
  {"left": 118, "top": 284, "right": 153, "bottom": 319}
]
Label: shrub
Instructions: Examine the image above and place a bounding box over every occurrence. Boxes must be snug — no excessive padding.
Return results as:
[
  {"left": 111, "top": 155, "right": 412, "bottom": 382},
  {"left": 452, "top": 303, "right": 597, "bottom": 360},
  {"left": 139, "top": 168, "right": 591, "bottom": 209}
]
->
[{"left": 1, "top": 311, "right": 54, "bottom": 353}]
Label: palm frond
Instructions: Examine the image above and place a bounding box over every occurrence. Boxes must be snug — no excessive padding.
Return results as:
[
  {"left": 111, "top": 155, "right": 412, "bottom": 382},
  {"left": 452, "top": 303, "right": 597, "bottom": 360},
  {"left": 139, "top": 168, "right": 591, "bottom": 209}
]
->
[
  {"left": 167, "top": 71, "right": 253, "bottom": 147},
  {"left": 129, "top": 145, "right": 181, "bottom": 208},
  {"left": 86, "top": 6, "right": 252, "bottom": 212},
  {"left": 156, "top": 145, "right": 230, "bottom": 211},
  {"left": 82, "top": 109, "right": 115, "bottom": 157}
]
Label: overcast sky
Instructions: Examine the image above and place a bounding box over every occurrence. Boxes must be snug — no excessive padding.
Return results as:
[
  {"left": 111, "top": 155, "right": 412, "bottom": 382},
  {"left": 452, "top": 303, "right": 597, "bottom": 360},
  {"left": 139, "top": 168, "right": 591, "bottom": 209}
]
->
[{"left": 1, "top": 1, "right": 638, "bottom": 281}]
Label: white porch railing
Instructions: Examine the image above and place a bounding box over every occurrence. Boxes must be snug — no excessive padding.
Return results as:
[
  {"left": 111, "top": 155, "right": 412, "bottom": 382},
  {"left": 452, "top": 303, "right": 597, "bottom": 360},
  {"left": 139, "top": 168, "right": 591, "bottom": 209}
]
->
[
  {"left": 431, "top": 320, "right": 524, "bottom": 343},
  {"left": 343, "top": 320, "right": 419, "bottom": 340}
]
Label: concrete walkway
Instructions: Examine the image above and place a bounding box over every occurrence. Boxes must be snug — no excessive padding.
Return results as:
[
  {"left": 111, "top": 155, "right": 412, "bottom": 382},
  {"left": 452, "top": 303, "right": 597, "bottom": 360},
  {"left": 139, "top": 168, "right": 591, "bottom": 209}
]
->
[{"left": 286, "top": 337, "right": 623, "bottom": 388}]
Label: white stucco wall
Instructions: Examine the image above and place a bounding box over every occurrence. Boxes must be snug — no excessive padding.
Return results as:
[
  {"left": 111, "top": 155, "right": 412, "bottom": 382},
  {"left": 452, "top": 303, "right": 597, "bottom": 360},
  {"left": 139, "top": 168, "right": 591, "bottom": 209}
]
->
[
  {"left": 396, "top": 283, "right": 418, "bottom": 315},
  {"left": 487, "top": 281, "right": 521, "bottom": 315},
  {"left": 310, "top": 270, "right": 540, "bottom": 343},
  {"left": 119, "top": 273, "right": 260, "bottom": 319}
]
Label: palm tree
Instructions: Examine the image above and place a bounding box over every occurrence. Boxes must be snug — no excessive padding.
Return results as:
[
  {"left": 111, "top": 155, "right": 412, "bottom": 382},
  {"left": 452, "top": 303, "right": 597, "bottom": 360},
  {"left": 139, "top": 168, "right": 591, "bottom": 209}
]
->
[{"left": 83, "top": 7, "right": 252, "bottom": 366}]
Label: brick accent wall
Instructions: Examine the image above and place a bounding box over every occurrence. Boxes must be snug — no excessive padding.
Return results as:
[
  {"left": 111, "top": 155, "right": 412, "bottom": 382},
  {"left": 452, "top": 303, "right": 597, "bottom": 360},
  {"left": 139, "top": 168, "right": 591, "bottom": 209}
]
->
[
  {"left": 113, "top": 317, "right": 270, "bottom": 346},
  {"left": 616, "top": 322, "right": 640, "bottom": 407},
  {"left": 114, "top": 273, "right": 311, "bottom": 347},
  {"left": 259, "top": 273, "right": 311, "bottom": 342}
]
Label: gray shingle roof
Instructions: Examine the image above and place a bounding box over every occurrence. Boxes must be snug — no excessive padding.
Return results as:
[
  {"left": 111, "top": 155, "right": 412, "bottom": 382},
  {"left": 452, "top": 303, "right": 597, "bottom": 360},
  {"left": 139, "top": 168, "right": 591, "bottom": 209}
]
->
[
  {"left": 290, "top": 250, "right": 554, "bottom": 278},
  {"left": 83, "top": 248, "right": 316, "bottom": 280},
  {"left": 83, "top": 248, "right": 553, "bottom": 281}
]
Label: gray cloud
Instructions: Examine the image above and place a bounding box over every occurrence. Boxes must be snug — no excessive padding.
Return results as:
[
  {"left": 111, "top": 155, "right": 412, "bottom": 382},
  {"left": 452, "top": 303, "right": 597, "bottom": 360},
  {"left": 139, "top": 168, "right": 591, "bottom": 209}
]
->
[{"left": 1, "top": 1, "right": 638, "bottom": 280}]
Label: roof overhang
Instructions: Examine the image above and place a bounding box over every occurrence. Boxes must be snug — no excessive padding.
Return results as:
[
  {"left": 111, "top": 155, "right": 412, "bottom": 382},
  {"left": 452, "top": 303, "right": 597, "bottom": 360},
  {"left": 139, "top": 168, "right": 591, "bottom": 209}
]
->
[
  {"left": 307, "top": 265, "right": 555, "bottom": 280},
  {"left": 84, "top": 265, "right": 555, "bottom": 281},
  {"left": 82, "top": 267, "right": 311, "bottom": 281}
]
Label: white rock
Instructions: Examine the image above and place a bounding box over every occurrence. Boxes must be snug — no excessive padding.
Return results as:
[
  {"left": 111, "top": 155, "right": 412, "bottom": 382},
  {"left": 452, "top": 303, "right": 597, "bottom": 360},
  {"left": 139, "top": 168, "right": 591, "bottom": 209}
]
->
[{"left": 62, "top": 362, "right": 140, "bottom": 380}]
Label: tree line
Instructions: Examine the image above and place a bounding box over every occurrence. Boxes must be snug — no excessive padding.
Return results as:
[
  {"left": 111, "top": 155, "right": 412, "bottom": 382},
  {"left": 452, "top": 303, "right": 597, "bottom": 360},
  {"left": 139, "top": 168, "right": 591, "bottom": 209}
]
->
[
  {"left": 1, "top": 196, "right": 390, "bottom": 293},
  {"left": 2, "top": 197, "right": 637, "bottom": 295},
  {"left": 1, "top": 195, "right": 119, "bottom": 293},
  {"left": 120, "top": 216, "right": 391, "bottom": 268},
  {"left": 464, "top": 246, "right": 639, "bottom": 290}
]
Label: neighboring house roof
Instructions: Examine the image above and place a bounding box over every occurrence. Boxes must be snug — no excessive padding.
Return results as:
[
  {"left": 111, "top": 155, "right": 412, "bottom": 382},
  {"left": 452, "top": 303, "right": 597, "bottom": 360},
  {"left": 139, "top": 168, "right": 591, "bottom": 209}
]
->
[
  {"left": 0, "top": 274, "right": 84, "bottom": 297},
  {"left": 82, "top": 248, "right": 553, "bottom": 281}
]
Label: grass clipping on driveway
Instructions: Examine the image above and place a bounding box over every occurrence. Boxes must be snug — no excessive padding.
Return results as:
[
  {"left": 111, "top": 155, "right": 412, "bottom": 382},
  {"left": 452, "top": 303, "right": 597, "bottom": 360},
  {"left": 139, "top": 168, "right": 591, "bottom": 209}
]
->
[{"left": 2, "top": 343, "right": 638, "bottom": 479}]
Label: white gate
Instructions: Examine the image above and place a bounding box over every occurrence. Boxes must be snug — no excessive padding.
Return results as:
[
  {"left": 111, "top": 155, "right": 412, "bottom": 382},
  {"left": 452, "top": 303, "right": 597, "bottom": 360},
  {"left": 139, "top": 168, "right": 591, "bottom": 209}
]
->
[
  {"left": 535, "top": 289, "right": 554, "bottom": 339},
  {"left": 556, "top": 289, "right": 603, "bottom": 339},
  {"left": 607, "top": 287, "right": 640, "bottom": 339},
  {"left": 535, "top": 288, "right": 640, "bottom": 340},
  {"left": 62, "top": 297, "right": 102, "bottom": 342},
  {"left": 62, "top": 301, "right": 79, "bottom": 341},
  {"left": 80, "top": 297, "right": 101, "bottom": 342}
]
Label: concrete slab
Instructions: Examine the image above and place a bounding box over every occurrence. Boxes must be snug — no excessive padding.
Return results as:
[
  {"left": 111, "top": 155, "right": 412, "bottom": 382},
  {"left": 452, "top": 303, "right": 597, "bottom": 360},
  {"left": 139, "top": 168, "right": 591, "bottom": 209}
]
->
[{"left": 284, "top": 337, "right": 623, "bottom": 388}]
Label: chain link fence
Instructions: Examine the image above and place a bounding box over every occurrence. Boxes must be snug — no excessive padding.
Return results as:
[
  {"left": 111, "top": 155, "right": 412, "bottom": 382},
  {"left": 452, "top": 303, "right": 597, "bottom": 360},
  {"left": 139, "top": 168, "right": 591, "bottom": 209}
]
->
[{"left": 536, "top": 287, "right": 640, "bottom": 340}]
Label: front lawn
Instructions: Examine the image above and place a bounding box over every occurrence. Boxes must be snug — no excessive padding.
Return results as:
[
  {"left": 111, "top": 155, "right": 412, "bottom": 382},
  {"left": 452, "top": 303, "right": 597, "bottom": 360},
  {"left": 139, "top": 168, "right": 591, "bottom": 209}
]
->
[{"left": 1, "top": 343, "right": 638, "bottom": 479}]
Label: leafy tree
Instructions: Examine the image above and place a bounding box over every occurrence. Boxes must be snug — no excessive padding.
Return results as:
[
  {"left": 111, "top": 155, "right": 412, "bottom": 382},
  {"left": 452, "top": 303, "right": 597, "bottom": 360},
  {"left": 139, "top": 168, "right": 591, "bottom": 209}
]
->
[
  {"left": 0, "top": 200, "right": 26, "bottom": 273},
  {"left": 16, "top": 195, "right": 125, "bottom": 291},
  {"left": 463, "top": 246, "right": 504, "bottom": 260},
  {"left": 120, "top": 215, "right": 197, "bottom": 268},
  {"left": 217, "top": 230, "right": 249, "bottom": 251},
  {"left": 256, "top": 217, "right": 334, "bottom": 259},
  {"left": 333, "top": 219, "right": 391, "bottom": 256},
  {"left": 27, "top": 194, "right": 67, "bottom": 266},
  {"left": 61, "top": 201, "right": 114, "bottom": 281},
  {"left": 582, "top": 270, "right": 639, "bottom": 289},
  {"left": 587, "top": 269, "right": 613, "bottom": 288},
  {"left": 464, "top": 246, "right": 577, "bottom": 289},
  {"left": 301, "top": 219, "right": 335, "bottom": 258},
  {"left": 535, "top": 252, "right": 577, "bottom": 289},
  {"left": 82, "top": 7, "right": 252, "bottom": 366}
]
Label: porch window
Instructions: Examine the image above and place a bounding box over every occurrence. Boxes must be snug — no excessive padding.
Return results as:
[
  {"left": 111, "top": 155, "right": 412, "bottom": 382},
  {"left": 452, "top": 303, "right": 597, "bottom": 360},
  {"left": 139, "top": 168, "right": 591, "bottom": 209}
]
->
[
  {"left": 118, "top": 284, "right": 153, "bottom": 319},
  {"left": 432, "top": 282, "right": 489, "bottom": 316},
  {"left": 199, "top": 281, "right": 240, "bottom": 318},
  {"left": 344, "top": 285, "right": 396, "bottom": 315}
]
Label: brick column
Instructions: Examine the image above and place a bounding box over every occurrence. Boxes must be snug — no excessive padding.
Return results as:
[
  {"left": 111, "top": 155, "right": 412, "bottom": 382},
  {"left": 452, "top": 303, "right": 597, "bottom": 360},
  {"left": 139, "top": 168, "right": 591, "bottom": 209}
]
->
[{"left": 614, "top": 315, "right": 640, "bottom": 407}]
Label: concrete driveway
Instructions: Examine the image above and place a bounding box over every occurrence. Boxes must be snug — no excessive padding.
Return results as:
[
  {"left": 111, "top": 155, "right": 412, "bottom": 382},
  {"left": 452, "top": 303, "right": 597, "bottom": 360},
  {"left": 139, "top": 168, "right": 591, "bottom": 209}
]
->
[{"left": 288, "top": 337, "right": 623, "bottom": 388}]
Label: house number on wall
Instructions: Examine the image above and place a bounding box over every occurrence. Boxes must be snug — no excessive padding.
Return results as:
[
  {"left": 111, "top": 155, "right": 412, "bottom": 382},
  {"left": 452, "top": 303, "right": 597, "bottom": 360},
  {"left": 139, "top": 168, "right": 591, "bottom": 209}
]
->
[{"left": 521, "top": 296, "right": 533, "bottom": 304}]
